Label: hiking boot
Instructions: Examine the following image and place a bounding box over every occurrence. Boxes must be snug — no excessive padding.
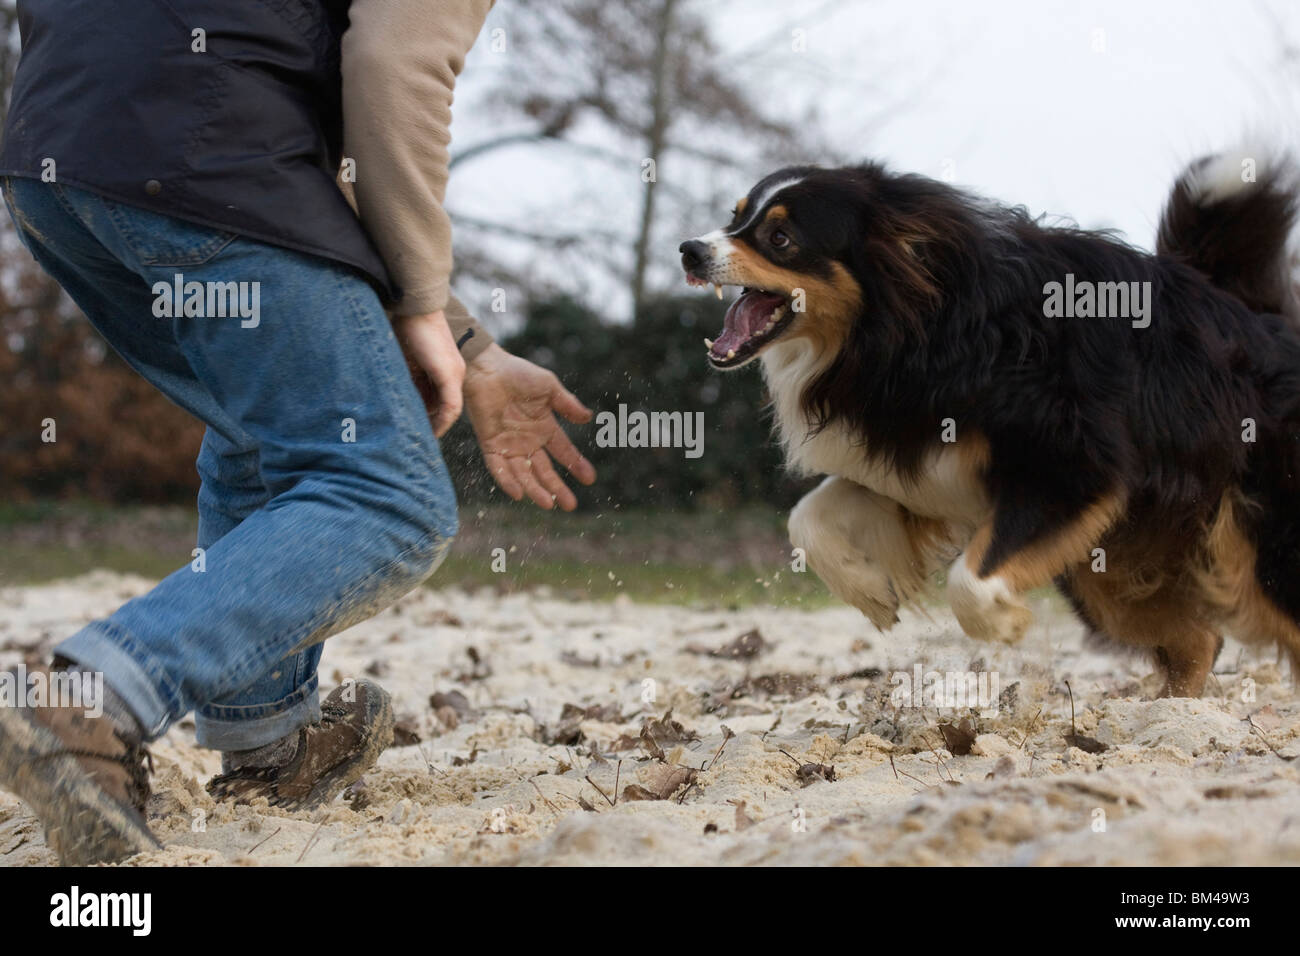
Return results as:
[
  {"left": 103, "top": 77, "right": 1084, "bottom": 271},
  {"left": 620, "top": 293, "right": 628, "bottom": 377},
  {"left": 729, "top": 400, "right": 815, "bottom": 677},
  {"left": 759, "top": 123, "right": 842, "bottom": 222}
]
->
[
  {"left": 0, "top": 665, "right": 159, "bottom": 865},
  {"left": 206, "top": 678, "right": 393, "bottom": 810}
]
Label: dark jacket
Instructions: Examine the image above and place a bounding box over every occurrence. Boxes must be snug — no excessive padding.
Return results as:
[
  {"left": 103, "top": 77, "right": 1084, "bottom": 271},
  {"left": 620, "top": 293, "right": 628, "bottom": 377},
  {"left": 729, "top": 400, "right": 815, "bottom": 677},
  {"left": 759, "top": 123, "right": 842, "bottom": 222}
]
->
[{"left": 0, "top": 0, "right": 395, "bottom": 300}]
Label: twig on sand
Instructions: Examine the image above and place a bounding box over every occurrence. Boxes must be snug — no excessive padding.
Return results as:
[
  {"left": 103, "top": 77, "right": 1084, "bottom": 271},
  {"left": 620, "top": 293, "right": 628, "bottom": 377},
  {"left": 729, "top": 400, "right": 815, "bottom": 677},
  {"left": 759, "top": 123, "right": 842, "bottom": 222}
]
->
[
  {"left": 418, "top": 743, "right": 446, "bottom": 776},
  {"left": 706, "top": 727, "right": 735, "bottom": 771},
  {"left": 888, "top": 752, "right": 931, "bottom": 792},
  {"left": 1245, "top": 715, "right": 1295, "bottom": 762},
  {"left": 522, "top": 775, "right": 561, "bottom": 814},
  {"left": 925, "top": 736, "right": 953, "bottom": 782},
  {"left": 1018, "top": 707, "right": 1043, "bottom": 750},
  {"left": 584, "top": 775, "right": 615, "bottom": 807},
  {"left": 295, "top": 821, "right": 326, "bottom": 864},
  {"left": 246, "top": 825, "right": 282, "bottom": 856}
]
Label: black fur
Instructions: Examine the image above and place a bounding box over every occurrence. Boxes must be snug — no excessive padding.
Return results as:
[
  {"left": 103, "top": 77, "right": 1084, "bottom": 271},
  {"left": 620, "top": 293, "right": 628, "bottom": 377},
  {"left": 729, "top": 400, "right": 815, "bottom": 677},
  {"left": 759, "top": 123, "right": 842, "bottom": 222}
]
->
[{"left": 1157, "top": 155, "right": 1298, "bottom": 318}]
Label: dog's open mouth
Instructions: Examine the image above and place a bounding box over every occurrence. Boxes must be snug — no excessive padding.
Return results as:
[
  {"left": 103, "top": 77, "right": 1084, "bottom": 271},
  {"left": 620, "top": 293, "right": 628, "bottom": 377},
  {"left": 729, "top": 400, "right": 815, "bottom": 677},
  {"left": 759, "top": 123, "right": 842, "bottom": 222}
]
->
[{"left": 702, "top": 288, "right": 794, "bottom": 368}]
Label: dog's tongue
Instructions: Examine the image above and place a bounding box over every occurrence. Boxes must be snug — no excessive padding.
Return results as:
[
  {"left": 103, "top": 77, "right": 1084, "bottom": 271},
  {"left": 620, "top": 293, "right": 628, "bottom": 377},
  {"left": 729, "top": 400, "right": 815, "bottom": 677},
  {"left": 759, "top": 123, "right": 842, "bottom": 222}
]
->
[{"left": 710, "top": 290, "right": 786, "bottom": 358}]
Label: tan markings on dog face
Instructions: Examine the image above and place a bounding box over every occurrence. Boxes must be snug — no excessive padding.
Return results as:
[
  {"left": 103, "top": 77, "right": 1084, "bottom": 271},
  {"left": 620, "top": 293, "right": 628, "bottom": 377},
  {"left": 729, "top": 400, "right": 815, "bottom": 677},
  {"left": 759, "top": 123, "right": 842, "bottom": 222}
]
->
[
  {"left": 721, "top": 238, "right": 861, "bottom": 354},
  {"left": 1193, "top": 491, "right": 1300, "bottom": 663},
  {"left": 764, "top": 204, "right": 787, "bottom": 223},
  {"left": 733, "top": 196, "right": 748, "bottom": 217},
  {"left": 965, "top": 491, "right": 1126, "bottom": 592}
]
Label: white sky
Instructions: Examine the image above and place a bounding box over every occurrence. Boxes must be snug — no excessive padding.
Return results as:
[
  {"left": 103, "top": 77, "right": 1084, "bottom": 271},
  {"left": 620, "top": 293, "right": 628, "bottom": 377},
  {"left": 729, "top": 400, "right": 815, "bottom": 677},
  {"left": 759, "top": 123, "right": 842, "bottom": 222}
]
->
[{"left": 447, "top": 0, "right": 1300, "bottom": 325}]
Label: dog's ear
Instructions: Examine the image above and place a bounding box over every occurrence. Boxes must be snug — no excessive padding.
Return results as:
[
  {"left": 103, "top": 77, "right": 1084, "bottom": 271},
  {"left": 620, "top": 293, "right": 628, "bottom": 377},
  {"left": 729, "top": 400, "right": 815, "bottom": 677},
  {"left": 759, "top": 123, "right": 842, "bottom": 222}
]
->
[
  {"left": 803, "top": 173, "right": 973, "bottom": 442},
  {"left": 840, "top": 179, "right": 942, "bottom": 350}
]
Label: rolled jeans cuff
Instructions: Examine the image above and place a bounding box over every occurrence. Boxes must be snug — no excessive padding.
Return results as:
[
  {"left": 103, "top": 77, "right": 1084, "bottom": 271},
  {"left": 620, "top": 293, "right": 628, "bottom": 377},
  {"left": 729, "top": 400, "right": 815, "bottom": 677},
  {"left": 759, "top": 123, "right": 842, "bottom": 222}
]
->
[
  {"left": 194, "top": 674, "right": 322, "bottom": 751},
  {"left": 55, "top": 620, "right": 180, "bottom": 740}
]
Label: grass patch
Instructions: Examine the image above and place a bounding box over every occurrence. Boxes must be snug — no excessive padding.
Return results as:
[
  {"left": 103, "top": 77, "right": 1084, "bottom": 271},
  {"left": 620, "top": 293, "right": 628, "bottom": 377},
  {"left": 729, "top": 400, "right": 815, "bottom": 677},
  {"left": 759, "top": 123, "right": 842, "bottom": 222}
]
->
[
  {"left": 432, "top": 554, "right": 835, "bottom": 607},
  {"left": 0, "top": 499, "right": 836, "bottom": 607}
]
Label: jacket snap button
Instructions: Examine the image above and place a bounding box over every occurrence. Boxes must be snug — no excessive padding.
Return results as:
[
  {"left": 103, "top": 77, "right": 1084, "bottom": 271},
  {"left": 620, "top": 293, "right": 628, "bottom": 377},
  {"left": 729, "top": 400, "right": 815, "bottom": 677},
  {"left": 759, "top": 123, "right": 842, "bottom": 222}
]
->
[{"left": 144, "top": 179, "right": 162, "bottom": 196}]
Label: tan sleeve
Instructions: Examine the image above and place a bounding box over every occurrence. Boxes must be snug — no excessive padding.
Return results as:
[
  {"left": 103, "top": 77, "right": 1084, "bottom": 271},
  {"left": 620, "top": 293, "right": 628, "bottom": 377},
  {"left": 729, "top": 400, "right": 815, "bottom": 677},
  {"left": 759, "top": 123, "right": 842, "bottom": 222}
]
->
[
  {"left": 341, "top": 0, "right": 494, "bottom": 316},
  {"left": 444, "top": 292, "right": 495, "bottom": 362}
]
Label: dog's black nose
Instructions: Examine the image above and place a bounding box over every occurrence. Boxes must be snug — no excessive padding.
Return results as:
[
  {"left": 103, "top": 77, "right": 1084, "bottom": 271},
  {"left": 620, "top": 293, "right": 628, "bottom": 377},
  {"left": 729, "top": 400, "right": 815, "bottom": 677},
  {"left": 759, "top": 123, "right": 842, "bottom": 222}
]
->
[{"left": 679, "top": 239, "right": 708, "bottom": 271}]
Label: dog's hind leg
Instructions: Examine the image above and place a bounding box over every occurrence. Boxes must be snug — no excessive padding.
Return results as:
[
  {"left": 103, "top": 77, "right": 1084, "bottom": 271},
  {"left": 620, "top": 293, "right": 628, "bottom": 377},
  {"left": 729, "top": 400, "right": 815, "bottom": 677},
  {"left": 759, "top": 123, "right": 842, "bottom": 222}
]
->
[
  {"left": 1154, "top": 632, "right": 1223, "bottom": 698},
  {"left": 1063, "top": 558, "right": 1222, "bottom": 697},
  {"left": 789, "top": 476, "right": 957, "bottom": 629},
  {"left": 1197, "top": 490, "right": 1300, "bottom": 671}
]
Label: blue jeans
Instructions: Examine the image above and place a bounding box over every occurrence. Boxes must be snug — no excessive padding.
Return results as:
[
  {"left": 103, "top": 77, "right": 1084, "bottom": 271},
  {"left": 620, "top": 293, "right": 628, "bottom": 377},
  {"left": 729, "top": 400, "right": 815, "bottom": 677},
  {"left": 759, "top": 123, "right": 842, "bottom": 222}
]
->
[{"left": 3, "top": 177, "right": 458, "bottom": 750}]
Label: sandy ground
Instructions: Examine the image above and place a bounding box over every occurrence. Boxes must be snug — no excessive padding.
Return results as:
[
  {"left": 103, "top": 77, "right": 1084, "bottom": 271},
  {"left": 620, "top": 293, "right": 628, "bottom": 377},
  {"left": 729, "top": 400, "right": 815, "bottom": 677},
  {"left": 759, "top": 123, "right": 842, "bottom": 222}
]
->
[{"left": 2, "top": 571, "right": 1300, "bottom": 866}]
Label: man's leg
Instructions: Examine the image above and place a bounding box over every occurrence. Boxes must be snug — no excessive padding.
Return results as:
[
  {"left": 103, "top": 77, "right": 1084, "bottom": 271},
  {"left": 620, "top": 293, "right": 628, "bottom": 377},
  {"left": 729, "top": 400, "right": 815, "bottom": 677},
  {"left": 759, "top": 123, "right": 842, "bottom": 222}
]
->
[
  {"left": 31, "top": 180, "right": 458, "bottom": 735},
  {"left": 0, "top": 178, "right": 455, "bottom": 857},
  {"left": 191, "top": 428, "right": 325, "bottom": 760}
]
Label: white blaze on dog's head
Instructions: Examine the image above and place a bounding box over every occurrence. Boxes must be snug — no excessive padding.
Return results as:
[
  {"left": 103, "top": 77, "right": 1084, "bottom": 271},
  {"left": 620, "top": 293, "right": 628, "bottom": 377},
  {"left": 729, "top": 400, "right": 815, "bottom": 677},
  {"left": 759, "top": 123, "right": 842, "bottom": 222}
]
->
[{"left": 683, "top": 176, "right": 806, "bottom": 276}]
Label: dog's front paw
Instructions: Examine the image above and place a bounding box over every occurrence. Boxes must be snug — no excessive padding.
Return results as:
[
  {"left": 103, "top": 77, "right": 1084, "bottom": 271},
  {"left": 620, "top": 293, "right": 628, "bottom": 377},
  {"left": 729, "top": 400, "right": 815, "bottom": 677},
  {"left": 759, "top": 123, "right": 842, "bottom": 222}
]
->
[
  {"left": 946, "top": 557, "right": 1032, "bottom": 644},
  {"left": 815, "top": 560, "right": 901, "bottom": 630},
  {"left": 789, "top": 482, "right": 905, "bottom": 630}
]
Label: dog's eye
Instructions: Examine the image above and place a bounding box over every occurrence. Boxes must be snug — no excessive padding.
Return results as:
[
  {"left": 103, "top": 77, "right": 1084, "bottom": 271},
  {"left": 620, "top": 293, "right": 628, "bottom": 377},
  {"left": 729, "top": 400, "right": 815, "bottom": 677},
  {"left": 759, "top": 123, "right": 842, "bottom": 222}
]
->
[{"left": 770, "top": 230, "right": 790, "bottom": 249}]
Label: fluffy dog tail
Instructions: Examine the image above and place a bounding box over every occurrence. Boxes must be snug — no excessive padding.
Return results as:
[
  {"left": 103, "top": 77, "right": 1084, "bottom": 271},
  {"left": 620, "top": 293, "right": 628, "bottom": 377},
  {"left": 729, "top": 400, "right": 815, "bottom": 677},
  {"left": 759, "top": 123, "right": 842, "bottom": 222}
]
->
[{"left": 1157, "top": 145, "right": 1300, "bottom": 319}]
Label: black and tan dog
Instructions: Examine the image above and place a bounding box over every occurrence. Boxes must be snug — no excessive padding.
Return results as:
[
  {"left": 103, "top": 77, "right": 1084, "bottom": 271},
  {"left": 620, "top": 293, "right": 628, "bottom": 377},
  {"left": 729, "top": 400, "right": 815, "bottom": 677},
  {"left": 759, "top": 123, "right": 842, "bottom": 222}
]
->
[{"left": 680, "top": 149, "right": 1300, "bottom": 696}]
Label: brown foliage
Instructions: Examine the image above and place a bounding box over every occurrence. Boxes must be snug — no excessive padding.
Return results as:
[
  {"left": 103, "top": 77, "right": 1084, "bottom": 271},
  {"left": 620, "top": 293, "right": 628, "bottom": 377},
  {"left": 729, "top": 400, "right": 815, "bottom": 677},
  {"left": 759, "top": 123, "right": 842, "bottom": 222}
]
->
[{"left": 0, "top": 232, "right": 203, "bottom": 503}]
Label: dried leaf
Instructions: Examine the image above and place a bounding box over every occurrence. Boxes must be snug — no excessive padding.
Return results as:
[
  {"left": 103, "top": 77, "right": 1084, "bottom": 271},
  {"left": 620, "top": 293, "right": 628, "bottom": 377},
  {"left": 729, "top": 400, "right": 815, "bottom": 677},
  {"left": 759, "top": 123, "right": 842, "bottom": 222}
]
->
[
  {"left": 687, "top": 628, "right": 768, "bottom": 659},
  {"left": 639, "top": 724, "right": 667, "bottom": 762},
  {"left": 416, "top": 609, "right": 463, "bottom": 627},
  {"left": 542, "top": 702, "right": 623, "bottom": 746},
  {"left": 429, "top": 690, "right": 475, "bottom": 718},
  {"left": 456, "top": 646, "right": 491, "bottom": 681},
  {"left": 1063, "top": 732, "right": 1109, "bottom": 754},
  {"left": 795, "top": 763, "right": 836, "bottom": 786},
  {"left": 832, "top": 667, "right": 884, "bottom": 683},
  {"left": 938, "top": 718, "right": 977, "bottom": 756},
  {"left": 629, "top": 764, "right": 702, "bottom": 801},
  {"left": 392, "top": 715, "right": 422, "bottom": 747},
  {"left": 643, "top": 709, "right": 699, "bottom": 745},
  {"left": 451, "top": 747, "right": 479, "bottom": 767},
  {"left": 559, "top": 650, "right": 601, "bottom": 668},
  {"left": 640, "top": 763, "right": 698, "bottom": 800},
  {"left": 732, "top": 673, "right": 824, "bottom": 699},
  {"left": 342, "top": 780, "right": 371, "bottom": 812},
  {"left": 620, "top": 784, "right": 660, "bottom": 802}
]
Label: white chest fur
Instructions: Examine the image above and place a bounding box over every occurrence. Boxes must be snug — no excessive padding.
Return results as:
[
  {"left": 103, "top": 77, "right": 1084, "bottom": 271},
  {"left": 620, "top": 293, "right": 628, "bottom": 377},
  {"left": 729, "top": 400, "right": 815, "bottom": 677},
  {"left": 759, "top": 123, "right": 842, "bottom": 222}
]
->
[{"left": 761, "top": 339, "right": 989, "bottom": 526}]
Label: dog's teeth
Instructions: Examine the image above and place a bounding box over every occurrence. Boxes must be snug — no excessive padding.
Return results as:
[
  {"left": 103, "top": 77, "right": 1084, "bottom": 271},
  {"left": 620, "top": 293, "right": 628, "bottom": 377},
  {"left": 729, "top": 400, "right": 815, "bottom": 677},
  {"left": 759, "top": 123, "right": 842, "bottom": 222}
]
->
[
  {"left": 704, "top": 338, "right": 713, "bottom": 349},
  {"left": 726, "top": 349, "right": 736, "bottom": 359},
  {"left": 714, "top": 284, "right": 724, "bottom": 300}
]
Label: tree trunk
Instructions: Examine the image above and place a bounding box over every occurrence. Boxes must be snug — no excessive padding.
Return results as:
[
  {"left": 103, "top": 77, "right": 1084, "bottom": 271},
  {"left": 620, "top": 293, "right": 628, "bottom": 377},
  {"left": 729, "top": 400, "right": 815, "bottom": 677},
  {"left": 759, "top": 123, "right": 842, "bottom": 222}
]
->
[{"left": 630, "top": 0, "right": 677, "bottom": 320}]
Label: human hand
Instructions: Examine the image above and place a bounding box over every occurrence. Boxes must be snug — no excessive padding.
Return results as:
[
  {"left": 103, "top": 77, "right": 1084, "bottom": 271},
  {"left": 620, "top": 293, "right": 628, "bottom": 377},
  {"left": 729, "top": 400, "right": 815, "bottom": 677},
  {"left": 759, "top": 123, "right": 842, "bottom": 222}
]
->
[
  {"left": 395, "top": 309, "right": 465, "bottom": 437},
  {"left": 462, "top": 343, "right": 596, "bottom": 510}
]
